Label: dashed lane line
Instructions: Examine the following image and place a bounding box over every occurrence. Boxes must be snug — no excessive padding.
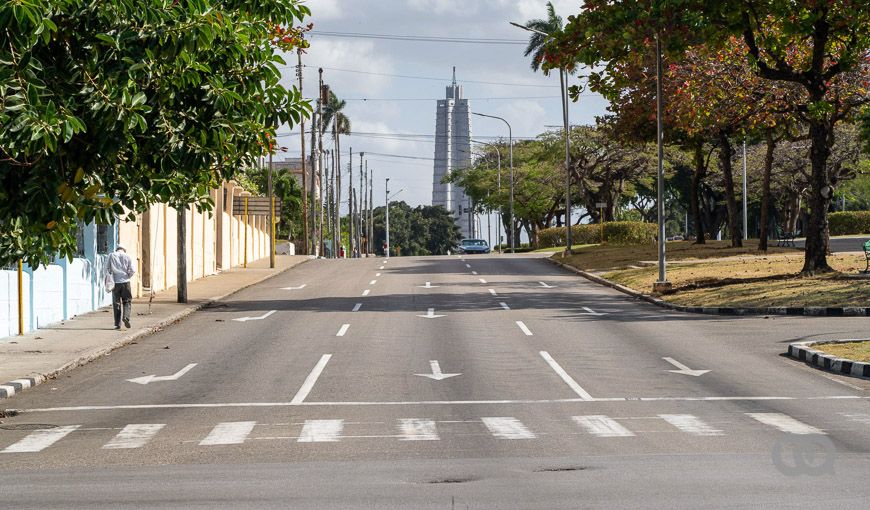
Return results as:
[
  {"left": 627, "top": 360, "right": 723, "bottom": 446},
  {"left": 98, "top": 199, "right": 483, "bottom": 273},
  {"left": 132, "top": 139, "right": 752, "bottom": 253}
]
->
[
  {"left": 539, "top": 351, "right": 594, "bottom": 401},
  {"left": 336, "top": 324, "right": 350, "bottom": 337},
  {"left": 516, "top": 321, "right": 533, "bottom": 336},
  {"left": 290, "top": 354, "right": 333, "bottom": 404}
]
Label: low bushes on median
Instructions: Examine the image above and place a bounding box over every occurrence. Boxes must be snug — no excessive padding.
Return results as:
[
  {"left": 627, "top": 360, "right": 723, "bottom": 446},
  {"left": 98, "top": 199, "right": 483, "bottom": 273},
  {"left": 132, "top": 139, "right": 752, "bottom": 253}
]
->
[
  {"left": 538, "top": 221, "right": 657, "bottom": 248},
  {"left": 828, "top": 211, "right": 870, "bottom": 235}
]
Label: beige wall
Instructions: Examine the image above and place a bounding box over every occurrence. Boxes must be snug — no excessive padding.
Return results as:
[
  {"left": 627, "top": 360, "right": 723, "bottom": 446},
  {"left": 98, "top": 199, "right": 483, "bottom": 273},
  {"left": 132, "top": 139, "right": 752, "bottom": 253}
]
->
[{"left": 123, "top": 183, "right": 272, "bottom": 298}]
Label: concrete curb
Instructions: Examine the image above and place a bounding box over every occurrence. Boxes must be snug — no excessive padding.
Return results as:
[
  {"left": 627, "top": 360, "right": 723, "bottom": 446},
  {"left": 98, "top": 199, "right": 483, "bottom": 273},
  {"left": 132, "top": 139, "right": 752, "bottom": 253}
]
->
[
  {"left": 545, "top": 257, "right": 870, "bottom": 317},
  {"left": 0, "top": 257, "right": 312, "bottom": 400},
  {"left": 787, "top": 339, "right": 870, "bottom": 379}
]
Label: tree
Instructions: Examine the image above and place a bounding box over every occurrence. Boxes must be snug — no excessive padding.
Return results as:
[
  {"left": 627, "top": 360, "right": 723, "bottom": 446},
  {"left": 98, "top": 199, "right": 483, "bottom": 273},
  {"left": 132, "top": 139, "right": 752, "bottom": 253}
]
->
[
  {"left": 0, "top": 0, "right": 310, "bottom": 267},
  {"left": 549, "top": 0, "right": 870, "bottom": 273},
  {"left": 370, "top": 202, "right": 460, "bottom": 256},
  {"left": 521, "top": 2, "right": 563, "bottom": 74}
]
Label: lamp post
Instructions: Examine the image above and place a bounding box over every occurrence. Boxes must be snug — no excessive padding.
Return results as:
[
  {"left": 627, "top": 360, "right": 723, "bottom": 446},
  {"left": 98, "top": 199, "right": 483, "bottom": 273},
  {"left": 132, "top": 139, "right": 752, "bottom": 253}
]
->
[
  {"left": 510, "top": 21, "right": 573, "bottom": 254},
  {"left": 653, "top": 32, "right": 671, "bottom": 292},
  {"left": 473, "top": 139, "right": 503, "bottom": 253},
  {"left": 385, "top": 178, "right": 390, "bottom": 259},
  {"left": 472, "top": 112, "right": 514, "bottom": 253}
]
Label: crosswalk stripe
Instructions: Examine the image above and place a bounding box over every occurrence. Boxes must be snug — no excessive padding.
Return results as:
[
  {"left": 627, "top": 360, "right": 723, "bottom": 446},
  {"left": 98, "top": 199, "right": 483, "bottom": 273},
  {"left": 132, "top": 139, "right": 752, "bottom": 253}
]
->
[
  {"left": 573, "top": 415, "right": 635, "bottom": 437},
  {"left": 298, "top": 419, "right": 343, "bottom": 442},
  {"left": 2, "top": 425, "right": 80, "bottom": 453},
  {"left": 103, "top": 424, "right": 165, "bottom": 449},
  {"left": 659, "top": 414, "right": 724, "bottom": 436},
  {"left": 747, "top": 413, "right": 824, "bottom": 434},
  {"left": 398, "top": 419, "right": 439, "bottom": 441},
  {"left": 481, "top": 417, "right": 536, "bottom": 439},
  {"left": 200, "top": 421, "right": 257, "bottom": 445},
  {"left": 841, "top": 413, "right": 870, "bottom": 425}
]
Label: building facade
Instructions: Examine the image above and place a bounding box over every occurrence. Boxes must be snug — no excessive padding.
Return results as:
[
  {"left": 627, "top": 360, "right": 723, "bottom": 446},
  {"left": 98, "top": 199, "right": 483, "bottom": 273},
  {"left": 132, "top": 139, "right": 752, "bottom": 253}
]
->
[{"left": 432, "top": 69, "right": 476, "bottom": 239}]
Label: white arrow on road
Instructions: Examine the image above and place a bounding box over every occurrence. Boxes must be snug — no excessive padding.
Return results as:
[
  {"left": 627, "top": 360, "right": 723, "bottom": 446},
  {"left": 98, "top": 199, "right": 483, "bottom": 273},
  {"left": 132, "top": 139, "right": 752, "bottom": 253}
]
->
[
  {"left": 579, "top": 307, "right": 607, "bottom": 316},
  {"left": 416, "top": 308, "right": 445, "bottom": 319},
  {"left": 281, "top": 284, "right": 307, "bottom": 290},
  {"left": 232, "top": 310, "right": 276, "bottom": 322},
  {"left": 414, "top": 360, "right": 461, "bottom": 381},
  {"left": 663, "top": 357, "right": 710, "bottom": 377},
  {"left": 418, "top": 282, "right": 440, "bottom": 289},
  {"left": 539, "top": 282, "right": 556, "bottom": 288},
  {"left": 127, "top": 363, "right": 198, "bottom": 385}
]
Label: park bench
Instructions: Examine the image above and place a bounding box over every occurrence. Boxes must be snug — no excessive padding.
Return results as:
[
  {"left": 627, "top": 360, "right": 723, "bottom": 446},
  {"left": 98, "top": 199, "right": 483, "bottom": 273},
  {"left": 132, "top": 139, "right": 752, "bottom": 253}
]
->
[
  {"left": 775, "top": 227, "right": 797, "bottom": 247},
  {"left": 863, "top": 240, "right": 870, "bottom": 274}
]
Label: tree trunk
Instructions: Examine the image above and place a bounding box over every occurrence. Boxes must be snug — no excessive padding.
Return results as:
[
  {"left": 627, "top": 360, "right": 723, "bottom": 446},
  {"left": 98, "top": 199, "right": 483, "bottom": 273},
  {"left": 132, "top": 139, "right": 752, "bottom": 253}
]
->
[
  {"left": 690, "top": 142, "right": 706, "bottom": 244},
  {"left": 758, "top": 130, "right": 775, "bottom": 252},
  {"left": 801, "top": 119, "right": 833, "bottom": 273},
  {"left": 717, "top": 132, "right": 742, "bottom": 247}
]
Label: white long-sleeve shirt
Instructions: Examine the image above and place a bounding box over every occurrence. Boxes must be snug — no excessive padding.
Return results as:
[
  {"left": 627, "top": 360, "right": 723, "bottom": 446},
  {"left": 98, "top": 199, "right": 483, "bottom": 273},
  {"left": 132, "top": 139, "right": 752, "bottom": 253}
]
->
[{"left": 108, "top": 250, "right": 136, "bottom": 284}]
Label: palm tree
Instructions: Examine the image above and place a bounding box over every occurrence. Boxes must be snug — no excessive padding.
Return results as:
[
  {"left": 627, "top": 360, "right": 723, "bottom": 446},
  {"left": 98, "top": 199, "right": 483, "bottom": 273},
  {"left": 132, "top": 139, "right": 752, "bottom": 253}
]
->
[
  {"left": 522, "top": 2, "right": 563, "bottom": 75},
  {"left": 320, "top": 91, "right": 351, "bottom": 255}
]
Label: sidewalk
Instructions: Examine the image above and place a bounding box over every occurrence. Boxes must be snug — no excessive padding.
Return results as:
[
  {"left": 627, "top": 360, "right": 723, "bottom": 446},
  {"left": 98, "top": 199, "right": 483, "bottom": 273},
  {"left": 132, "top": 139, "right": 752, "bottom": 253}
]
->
[{"left": 0, "top": 255, "right": 312, "bottom": 399}]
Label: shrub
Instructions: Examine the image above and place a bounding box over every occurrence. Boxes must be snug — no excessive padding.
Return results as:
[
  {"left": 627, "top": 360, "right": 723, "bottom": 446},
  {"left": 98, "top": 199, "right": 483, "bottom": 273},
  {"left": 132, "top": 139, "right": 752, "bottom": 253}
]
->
[
  {"left": 828, "top": 211, "right": 870, "bottom": 235},
  {"left": 537, "top": 221, "right": 657, "bottom": 248}
]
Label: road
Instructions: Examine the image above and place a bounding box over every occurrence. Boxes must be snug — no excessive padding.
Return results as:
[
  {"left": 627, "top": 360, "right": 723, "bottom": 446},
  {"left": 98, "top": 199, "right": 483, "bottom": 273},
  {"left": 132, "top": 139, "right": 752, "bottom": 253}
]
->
[{"left": 1, "top": 254, "right": 868, "bottom": 509}]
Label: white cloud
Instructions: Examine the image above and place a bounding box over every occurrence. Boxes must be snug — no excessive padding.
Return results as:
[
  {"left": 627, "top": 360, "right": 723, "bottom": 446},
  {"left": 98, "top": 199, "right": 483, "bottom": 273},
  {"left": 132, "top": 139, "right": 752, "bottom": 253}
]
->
[
  {"left": 407, "top": 0, "right": 479, "bottom": 15},
  {"left": 302, "top": 0, "right": 343, "bottom": 20}
]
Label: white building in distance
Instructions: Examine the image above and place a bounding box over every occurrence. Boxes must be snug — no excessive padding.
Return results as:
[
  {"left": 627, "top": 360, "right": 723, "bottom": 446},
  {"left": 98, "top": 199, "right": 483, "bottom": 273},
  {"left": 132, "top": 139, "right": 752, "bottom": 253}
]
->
[{"left": 432, "top": 68, "right": 476, "bottom": 239}]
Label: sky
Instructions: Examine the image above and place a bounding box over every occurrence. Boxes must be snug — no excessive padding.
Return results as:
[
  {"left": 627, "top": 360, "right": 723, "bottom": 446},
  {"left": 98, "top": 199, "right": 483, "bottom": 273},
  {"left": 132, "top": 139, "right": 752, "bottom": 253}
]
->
[{"left": 276, "top": 0, "right": 610, "bottom": 219}]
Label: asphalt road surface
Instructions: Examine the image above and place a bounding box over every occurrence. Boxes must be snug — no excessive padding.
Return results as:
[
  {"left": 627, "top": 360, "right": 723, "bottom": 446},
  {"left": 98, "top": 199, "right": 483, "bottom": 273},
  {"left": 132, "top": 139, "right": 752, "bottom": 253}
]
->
[{"left": 1, "top": 254, "right": 868, "bottom": 509}]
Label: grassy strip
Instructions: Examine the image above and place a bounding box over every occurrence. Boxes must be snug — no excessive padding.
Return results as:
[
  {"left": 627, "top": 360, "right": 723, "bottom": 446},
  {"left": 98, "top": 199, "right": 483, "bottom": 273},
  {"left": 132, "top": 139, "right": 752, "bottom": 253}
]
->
[
  {"left": 813, "top": 341, "right": 870, "bottom": 363},
  {"left": 553, "top": 241, "right": 869, "bottom": 308}
]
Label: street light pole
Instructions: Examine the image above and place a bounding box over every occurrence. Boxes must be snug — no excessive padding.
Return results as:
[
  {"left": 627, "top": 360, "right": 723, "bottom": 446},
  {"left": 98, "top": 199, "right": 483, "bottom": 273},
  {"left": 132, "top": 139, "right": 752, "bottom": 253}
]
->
[
  {"left": 473, "top": 140, "right": 503, "bottom": 253},
  {"left": 743, "top": 139, "right": 748, "bottom": 241},
  {"left": 472, "top": 112, "right": 514, "bottom": 253},
  {"left": 385, "top": 178, "right": 390, "bottom": 259},
  {"left": 654, "top": 32, "right": 671, "bottom": 292}
]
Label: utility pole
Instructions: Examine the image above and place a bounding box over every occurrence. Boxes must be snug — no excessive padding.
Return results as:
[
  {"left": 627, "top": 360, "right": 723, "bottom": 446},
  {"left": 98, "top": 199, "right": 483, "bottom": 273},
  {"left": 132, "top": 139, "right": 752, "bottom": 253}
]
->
[
  {"left": 385, "top": 178, "right": 390, "bottom": 259},
  {"left": 297, "top": 49, "right": 308, "bottom": 255},
  {"left": 177, "top": 206, "right": 187, "bottom": 303},
  {"left": 743, "top": 139, "right": 748, "bottom": 241},
  {"left": 349, "top": 151, "right": 356, "bottom": 257},
  {"left": 363, "top": 160, "right": 368, "bottom": 255},
  {"left": 369, "top": 169, "right": 374, "bottom": 255},
  {"left": 313, "top": 68, "right": 325, "bottom": 257},
  {"left": 268, "top": 149, "right": 275, "bottom": 268},
  {"left": 358, "top": 154, "right": 364, "bottom": 257}
]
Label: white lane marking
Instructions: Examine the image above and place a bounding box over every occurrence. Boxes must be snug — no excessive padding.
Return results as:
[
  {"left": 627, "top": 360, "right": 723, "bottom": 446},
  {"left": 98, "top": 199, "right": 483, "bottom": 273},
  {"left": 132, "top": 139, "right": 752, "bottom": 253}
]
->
[
  {"left": 102, "top": 424, "right": 165, "bottom": 449},
  {"left": 399, "top": 419, "right": 439, "bottom": 441},
  {"left": 488, "top": 289, "right": 497, "bottom": 296},
  {"left": 298, "top": 419, "right": 343, "bottom": 442},
  {"left": 414, "top": 360, "right": 461, "bottom": 380},
  {"left": 362, "top": 289, "right": 370, "bottom": 296},
  {"left": 573, "top": 415, "right": 634, "bottom": 437},
  {"left": 472, "top": 271, "right": 478, "bottom": 275},
  {"left": 376, "top": 273, "right": 381, "bottom": 277},
  {"left": 659, "top": 414, "right": 724, "bottom": 436},
  {"left": 481, "top": 417, "right": 536, "bottom": 439},
  {"left": 416, "top": 308, "right": 445, "bottom": 319},
  {"left": 281, "top": 284, "right": 307, "bottom": 290},
  {"left": 231, "top": 310, "right": 277, "bottom": 322},
  {"left": 369, "top": 280, "right": 377, "bottom": 285},
  {"left": 539, "top": 351, "right": 594, "bottom": 401},
  {"left": 580, "top": 307, "right": 606, "bottom": 316},
  {"left": 21, "top": 395, "right": 870, "bottom": 412},
  {"left": 379, "top": 266, "right": 385, "bottom": 270},
  {"left": 747, "top": 413, "right": 824, "bottom": 434},
  {"left": 127, "top": 363, "right": 198, "bottom": 385},
  {"left": 663, "top": 357, "right": 710, "bottom": 377},
  {"left": 465, "top": 264, "right": 472, "bottom": 268},
  {"left": 479, "top": 278, "right": 487, "bottom": 284},
  {"left": 291, "top": 354, "right": 333, "bottom": 404},
  {"left": 539, "top": 282, "right": 555, "bottom": 288},
  {"left": 419, "top": 282, "right": 439, "bottom": 288},
  {"left": 383, "top": 260, "right": 388, "bottom": 264},
  {"left": 2, "top": 425, "right": 80, "bottom": 453},
  {"left": 500, "top": 302, "right": 510, "bottom": 311},
  {"left": 841, "top": 413, "right": 870, "bottom": 425},
  {"left": 352, "top": 303, "right": 362, "bottom": 312},
  {"left": 200, "top": 421, "right": 257, "bottom": 445},
  {"left": 516, "top": 321, "right": 533, "bottom": 336}
]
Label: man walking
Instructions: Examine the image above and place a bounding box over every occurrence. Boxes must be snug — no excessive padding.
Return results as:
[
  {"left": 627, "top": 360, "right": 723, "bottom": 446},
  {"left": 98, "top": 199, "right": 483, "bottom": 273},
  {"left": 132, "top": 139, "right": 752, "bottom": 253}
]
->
[{"left": 108, "top": 245, "right": 136, "bottom": 330}]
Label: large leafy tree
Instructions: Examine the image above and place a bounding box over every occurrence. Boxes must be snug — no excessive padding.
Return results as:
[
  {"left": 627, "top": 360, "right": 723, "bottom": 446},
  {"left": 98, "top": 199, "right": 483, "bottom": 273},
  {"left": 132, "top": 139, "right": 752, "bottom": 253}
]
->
[
  {"left": 549, "top": 0, "right": 870, "bottom": 273},
  {"left": 0, "top": 0, "right": 311, "bottom": 267}
]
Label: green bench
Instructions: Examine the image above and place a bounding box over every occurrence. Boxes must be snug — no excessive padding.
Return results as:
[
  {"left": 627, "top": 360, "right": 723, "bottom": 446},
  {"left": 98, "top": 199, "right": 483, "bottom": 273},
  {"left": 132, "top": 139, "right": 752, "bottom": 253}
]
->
[
  {"left": 863, "top": 240, "right": 870, "bottom": 274},
  {"left": 775, "top": 227, "right": 797, "bottom": 247}
]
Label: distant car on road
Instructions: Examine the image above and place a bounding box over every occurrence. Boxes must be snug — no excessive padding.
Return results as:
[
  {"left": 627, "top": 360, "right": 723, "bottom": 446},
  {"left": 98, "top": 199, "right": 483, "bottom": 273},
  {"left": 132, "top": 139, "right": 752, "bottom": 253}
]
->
[{"left": 459, "top": 238, "right": 490, "bottom": 254}]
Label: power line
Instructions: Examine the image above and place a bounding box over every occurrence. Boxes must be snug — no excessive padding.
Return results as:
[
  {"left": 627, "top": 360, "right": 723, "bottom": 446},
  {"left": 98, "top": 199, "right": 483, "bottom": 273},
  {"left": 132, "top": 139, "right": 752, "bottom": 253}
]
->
[
  {"left": 309, "top": 30, "right": 527, "bottom": 45},
  {"left": 301, "top": 65, "right": 562, "bottom": 89}
]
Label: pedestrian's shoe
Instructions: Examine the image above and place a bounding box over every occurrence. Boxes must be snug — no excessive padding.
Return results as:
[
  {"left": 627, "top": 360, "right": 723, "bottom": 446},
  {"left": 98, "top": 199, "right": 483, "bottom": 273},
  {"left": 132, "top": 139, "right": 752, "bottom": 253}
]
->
[
  {"left": 114, "top": 325, "right": 121, "bottom": 330},
  {"left": 123, "top": 319, "right": 131, "bottom": 329}
]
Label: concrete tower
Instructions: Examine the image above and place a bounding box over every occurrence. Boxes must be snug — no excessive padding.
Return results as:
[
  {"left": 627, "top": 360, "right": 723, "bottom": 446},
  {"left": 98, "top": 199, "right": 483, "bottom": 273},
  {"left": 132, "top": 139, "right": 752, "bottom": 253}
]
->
[{"left": 432, "top": 68, "right": 475, "bottom": 239}]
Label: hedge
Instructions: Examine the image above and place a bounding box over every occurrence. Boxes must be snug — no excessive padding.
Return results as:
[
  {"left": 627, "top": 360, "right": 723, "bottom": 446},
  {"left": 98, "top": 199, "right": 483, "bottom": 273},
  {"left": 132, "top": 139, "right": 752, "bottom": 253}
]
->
[
  {"left": 538, "top": 221, "right": 657, "bottom": 248},
  {"left": 828, "top": 211, "right": 870, "bottom": 235}
]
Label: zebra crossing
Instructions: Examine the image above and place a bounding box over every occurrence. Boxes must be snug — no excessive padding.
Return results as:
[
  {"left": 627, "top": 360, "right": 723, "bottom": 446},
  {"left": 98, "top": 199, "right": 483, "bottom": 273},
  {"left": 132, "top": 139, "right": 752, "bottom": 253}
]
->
[{"left": 1, "top": 412, "right": 856, "bottom": 454}]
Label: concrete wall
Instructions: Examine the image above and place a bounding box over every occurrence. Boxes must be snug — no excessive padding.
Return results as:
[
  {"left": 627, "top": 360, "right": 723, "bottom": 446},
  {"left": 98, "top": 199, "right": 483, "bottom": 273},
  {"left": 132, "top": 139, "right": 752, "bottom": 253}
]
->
[{"left": 0, "top": 182, "right": 272, "bottom": 338}]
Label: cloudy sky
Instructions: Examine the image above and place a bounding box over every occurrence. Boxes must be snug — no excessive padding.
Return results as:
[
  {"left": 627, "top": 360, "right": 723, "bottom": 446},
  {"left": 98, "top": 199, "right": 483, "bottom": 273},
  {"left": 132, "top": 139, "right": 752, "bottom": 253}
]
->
[{"left": 277, "top": 0, "right": 609, "bottom": 212}]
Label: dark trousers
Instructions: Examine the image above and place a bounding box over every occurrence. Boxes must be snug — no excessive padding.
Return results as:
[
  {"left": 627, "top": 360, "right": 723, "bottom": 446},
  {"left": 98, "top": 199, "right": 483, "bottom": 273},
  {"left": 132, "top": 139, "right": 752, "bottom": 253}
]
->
[{"left": 112, "top": 282, "right": 132, "bottom": 326}]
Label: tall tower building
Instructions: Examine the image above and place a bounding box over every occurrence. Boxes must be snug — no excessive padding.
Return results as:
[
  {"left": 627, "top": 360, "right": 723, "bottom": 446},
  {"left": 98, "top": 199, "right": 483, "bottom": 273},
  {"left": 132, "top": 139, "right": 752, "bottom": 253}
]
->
[{"left": 432, "top": 68, "right": 475, "bottom": 239}]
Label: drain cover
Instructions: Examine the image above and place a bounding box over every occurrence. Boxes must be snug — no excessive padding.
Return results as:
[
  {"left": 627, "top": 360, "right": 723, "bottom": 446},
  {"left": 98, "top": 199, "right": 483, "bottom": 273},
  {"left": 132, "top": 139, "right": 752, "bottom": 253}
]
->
[{"left": 0, "top": 423, "right": 59, "bottom": 431}]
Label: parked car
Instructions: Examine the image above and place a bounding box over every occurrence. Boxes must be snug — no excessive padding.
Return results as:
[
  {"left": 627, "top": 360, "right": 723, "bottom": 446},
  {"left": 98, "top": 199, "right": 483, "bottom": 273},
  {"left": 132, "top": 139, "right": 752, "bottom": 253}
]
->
[{"left": 459, "top": 239, "right": 490, "bottom": 254}]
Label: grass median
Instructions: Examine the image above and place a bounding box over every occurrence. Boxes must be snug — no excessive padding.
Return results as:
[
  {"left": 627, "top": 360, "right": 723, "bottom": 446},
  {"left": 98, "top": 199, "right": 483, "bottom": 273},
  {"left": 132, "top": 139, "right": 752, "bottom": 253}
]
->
[
  {"left": 812, "top": 341, "right": 870, "bottom": 363},
  {"left": 553, "top": 240, "right": 869, "bottom": 308}
]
